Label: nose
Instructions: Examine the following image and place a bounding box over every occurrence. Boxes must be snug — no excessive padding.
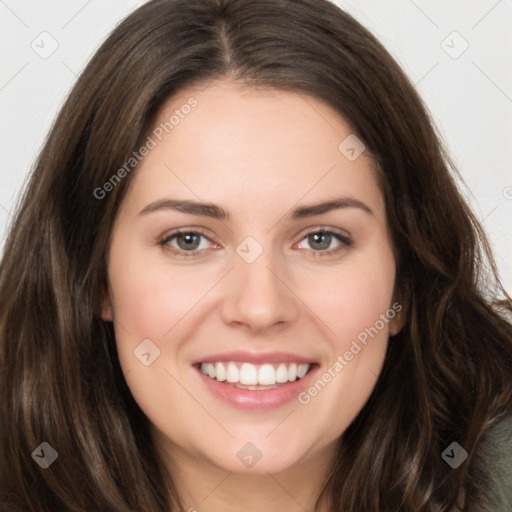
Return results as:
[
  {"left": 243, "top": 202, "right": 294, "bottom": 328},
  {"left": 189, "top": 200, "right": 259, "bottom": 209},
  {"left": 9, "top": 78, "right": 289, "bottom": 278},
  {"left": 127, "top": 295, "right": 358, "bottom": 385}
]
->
[{"left": 220, "top": 245, "right": 300, "bottom": 334}]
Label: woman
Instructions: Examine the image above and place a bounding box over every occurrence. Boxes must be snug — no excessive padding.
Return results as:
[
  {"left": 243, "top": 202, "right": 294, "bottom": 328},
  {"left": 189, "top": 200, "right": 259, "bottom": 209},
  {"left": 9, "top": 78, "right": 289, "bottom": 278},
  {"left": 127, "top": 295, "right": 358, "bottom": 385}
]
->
[{"left": 0, "top": 0, "right": 511, "bottom": 510}]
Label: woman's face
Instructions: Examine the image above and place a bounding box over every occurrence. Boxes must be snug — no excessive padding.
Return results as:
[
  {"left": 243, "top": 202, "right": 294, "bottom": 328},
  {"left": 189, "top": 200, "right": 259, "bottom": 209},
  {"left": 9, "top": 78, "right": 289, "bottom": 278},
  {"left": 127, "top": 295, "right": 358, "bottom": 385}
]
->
[{"left": 105, "top": 79, "right": 402, "bottom": 475}]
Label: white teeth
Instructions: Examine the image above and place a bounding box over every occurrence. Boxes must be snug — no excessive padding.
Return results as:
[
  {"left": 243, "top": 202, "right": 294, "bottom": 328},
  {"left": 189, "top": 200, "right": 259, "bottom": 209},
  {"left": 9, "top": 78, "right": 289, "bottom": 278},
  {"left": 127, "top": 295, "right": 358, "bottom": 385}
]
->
[
  {"left": 199, "top": 361, "right": 311, "bottom": 385},
  {"left": 275, "top": 363, "right": 288, "bottom": 383},
  {"left": 226, "top": 362, "right": 239, "bottom": 383},
  {"left": 215, "top": 362, "right": 226, "bottom": 381},
  {"left": 297, "top": 363, "right": 309, "bottom": 379},
  {"left": 258, "top": 364, "right": 276, "bottom": 385},
  {"left": 288, "top": 363, "right": 297, "bottom": 381},
  {"left": 239, "top": 363, "right": 258, "bottom": 385}
]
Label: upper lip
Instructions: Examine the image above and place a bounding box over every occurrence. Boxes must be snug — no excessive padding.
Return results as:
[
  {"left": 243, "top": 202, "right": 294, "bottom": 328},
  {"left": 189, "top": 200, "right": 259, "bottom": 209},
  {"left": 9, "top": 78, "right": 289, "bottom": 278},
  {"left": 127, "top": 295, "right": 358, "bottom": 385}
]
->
[{"left": 192, "top": 351, "right": 316, "bottom": 365}]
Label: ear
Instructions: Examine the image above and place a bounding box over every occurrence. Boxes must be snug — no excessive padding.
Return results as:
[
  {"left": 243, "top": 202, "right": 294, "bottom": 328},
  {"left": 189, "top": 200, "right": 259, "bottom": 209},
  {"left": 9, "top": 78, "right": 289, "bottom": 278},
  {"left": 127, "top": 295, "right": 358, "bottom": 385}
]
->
[
  {"left": 389, "top": 280, "right": 408, "bottom": 336},
  {"left": 101, "top": 304, "right": 113, "bottom": 322},
  {"left": 389, "top": 304, "right": 405, "bottom": 336},
  {"left": 100, "top": 289, "right": 113, "bottom": 322}
]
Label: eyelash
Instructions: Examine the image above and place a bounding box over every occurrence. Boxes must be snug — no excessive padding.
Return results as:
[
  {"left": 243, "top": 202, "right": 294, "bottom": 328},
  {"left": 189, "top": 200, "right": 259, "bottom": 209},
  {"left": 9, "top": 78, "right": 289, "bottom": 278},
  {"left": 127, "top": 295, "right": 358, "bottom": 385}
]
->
[{"left": 159, "top": 227, "right": 352, "bottom": 259}]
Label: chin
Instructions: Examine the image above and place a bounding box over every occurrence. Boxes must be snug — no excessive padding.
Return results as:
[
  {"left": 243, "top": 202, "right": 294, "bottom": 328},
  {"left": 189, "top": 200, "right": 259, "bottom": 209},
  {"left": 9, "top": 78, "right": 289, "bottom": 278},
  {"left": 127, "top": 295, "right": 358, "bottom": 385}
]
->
[{"left": 199, "top": 435, "right": 316, "bottom": 475}]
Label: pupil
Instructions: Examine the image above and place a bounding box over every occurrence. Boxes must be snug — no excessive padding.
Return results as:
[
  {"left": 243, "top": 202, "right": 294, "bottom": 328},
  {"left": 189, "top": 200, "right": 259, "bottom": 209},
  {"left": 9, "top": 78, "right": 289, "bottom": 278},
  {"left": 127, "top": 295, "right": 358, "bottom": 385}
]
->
[
  {"left": 310, "top": 233, "right": 330, "bottom": 250},
  {"left": 178, "top": 233, "right": 199, "bottom": 250}
]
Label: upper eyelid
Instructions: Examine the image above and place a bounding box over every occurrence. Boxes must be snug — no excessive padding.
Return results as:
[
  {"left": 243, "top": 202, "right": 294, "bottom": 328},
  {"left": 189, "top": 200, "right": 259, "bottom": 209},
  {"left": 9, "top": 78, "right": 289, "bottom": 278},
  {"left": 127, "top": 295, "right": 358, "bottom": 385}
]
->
[{"left": 161, "top": 227, "right": 213, "bottom": 244}]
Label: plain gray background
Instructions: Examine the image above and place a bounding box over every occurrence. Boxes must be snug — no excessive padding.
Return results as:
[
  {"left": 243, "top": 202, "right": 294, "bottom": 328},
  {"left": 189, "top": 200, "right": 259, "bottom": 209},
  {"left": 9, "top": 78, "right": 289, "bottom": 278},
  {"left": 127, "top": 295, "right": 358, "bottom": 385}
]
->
[{"left": 1, "top": 0, "right": 511, "bottom": 290}]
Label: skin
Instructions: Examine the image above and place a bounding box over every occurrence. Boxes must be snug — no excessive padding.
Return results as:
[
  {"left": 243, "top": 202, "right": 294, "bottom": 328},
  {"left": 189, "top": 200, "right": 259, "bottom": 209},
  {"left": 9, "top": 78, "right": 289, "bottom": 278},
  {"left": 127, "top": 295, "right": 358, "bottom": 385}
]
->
[{"left": 104, "top": 79, "right": 404, "bottom": 511}]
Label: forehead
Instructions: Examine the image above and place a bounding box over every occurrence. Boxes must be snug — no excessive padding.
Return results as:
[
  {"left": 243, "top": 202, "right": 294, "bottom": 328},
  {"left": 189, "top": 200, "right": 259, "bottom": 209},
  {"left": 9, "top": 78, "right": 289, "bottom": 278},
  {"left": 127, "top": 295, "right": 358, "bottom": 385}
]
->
[{"left": 120, "top": 79, "right": 384, "bottom": 220}]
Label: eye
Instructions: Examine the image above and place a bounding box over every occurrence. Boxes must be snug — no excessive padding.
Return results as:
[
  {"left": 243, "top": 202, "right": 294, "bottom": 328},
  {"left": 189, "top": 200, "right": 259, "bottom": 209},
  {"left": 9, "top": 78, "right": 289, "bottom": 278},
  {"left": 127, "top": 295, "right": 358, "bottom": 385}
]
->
[
  {"left": 159, "top": 227, "right": 352, "bottom": 259},
  {"left": 160, "top": 229, "right": 216, "bottom": 258},
  {"left": 295, "top": 228, "right": 352, "bottom": 257}
]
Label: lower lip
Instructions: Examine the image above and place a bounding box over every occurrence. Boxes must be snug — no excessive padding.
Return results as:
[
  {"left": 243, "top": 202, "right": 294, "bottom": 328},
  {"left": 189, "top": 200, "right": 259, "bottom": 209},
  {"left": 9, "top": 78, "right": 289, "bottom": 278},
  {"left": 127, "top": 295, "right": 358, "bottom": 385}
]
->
[{"left": 195, "top": 365, "right": 318, "bottom": 410}]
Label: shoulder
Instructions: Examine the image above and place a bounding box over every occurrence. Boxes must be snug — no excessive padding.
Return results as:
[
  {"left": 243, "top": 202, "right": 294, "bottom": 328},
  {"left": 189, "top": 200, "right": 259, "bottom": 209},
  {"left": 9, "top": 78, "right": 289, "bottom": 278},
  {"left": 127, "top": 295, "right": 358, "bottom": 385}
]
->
[{"left": 468, "top": 413, "right": 512, "bottom": 511}]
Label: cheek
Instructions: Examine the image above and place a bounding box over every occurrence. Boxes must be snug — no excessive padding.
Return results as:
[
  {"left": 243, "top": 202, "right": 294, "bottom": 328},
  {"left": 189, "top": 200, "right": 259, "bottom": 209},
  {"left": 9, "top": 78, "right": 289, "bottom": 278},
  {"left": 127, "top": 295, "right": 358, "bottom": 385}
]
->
[
  {"left": 107, "top": 241, "right": 217, "bottom": 339},
  {"left": 106, "top": 239, "right": 188, "bottom": 378},
  {"left": 333, "top": 269, "right": 394, "bottom": 342},
  {"left": 294, "top": 252, "right": 396, "bottom": 434},
  {"left": 106, "top": 246, "right": 212, "bottom": 444},
  {"left": 303, "top": 254, "right": 396, "bottom": 350}
]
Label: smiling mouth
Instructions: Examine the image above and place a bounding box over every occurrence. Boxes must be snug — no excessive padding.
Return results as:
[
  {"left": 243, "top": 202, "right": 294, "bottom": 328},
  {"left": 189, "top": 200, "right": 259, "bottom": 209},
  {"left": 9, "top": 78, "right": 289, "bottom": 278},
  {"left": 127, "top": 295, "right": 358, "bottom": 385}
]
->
[{"left": 196, "top": 361, "right": 314, "bottom": 390}]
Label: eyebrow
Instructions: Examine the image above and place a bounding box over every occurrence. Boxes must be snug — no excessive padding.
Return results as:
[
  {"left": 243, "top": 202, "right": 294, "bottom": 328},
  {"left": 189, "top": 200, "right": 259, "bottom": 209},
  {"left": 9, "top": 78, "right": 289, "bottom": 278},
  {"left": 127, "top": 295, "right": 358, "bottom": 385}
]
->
[{"left": 138, "top": 196, "right": 373, "bottom": 220}]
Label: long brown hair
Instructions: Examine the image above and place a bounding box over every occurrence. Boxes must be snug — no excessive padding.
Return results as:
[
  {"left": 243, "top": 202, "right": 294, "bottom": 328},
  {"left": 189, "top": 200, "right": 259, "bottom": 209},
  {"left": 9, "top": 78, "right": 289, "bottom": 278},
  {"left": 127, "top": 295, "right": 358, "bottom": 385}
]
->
[{"left": 1, "top": 0, "right": 511, "bottom": 510}]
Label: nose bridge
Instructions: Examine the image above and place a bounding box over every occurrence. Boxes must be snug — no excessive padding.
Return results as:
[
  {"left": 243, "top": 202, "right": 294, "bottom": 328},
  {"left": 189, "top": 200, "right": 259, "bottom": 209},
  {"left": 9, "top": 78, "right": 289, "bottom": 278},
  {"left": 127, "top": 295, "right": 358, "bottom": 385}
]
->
[
  {"left": 222, "top": 234, "right": 297, "bottom": 331},
  {"left": 236, "top": 235, "right": 284, "bottom": 302}
]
